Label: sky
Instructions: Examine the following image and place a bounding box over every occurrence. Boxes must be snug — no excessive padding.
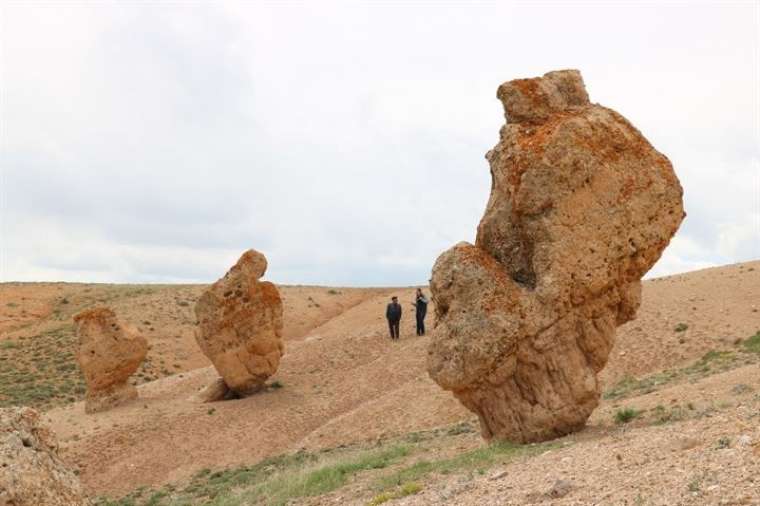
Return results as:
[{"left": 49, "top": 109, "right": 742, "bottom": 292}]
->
[{"left": 0, "top": 1, "right": 758, "bottom": 286}]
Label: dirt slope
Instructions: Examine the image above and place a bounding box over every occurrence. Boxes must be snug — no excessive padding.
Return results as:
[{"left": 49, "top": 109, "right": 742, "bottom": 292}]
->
[{"left": 1, "top": 260, "right": 758, "bottom": 501}]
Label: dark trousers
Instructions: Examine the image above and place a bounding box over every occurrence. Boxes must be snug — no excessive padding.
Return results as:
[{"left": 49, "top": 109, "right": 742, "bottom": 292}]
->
[
  {"left": 388, "top": 319, "right": 400, "bottom": 339},
  {"left": 416, "top": 312, "right": 426, "bottom": 336}
]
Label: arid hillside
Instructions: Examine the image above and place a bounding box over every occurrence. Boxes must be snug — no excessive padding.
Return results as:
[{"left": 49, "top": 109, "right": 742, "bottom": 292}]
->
[{"left": 0, "top": 261, "right": 758, "bottom": 505}]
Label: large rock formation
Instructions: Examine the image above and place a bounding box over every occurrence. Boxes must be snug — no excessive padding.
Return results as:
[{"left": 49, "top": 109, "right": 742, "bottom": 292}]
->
[
  {"left": 427, "top": 70, "right": 684, "bottom": 443},
  {"left": 0, "top": 407, "right": 89, "bottom": 506},
  {"left": 195, "top": 249, "right": 284, "bottom": 397},
  {"left": 74, "top": 307, "right": 147, "bottom": 413}
]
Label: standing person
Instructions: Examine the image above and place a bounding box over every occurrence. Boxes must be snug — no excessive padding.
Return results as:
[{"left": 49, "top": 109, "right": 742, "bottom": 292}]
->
[
  {"left": 413, "top": 288, "right": 429, "bottom": 336},
  {"left": 386, "top": 296, "right": 402, "bottom": 340}
]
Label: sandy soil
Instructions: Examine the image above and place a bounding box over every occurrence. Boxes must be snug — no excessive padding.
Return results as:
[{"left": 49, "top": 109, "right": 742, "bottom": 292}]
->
[
  {"left": 1, "top": 260, "right": 758, "bottom": 503},
  {"left": 388, "top": 363, "right": 759, "bottom": 506}
]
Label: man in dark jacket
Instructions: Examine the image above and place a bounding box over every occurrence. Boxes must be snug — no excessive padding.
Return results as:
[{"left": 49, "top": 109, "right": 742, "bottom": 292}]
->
[
  {"left": 413, "top": 288, "right": 428, "bottom": 336},
  {"left": 386, "top": 296, "right": 402, "bottom": 340}
]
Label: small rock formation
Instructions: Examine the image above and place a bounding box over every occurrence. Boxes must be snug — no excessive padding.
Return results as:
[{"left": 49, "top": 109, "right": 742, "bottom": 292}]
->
[
  {"left": 195, "top": 249, "right": 284, "bottom": 398},
  {"left": 74, "top": 307, "right": 148, "bottom": 413},
  {"left": 427, "top": 70, "right": 684, "bottom": 443},
  {"left": 0, "top": 407, "right": 89, "bottom": 506}
]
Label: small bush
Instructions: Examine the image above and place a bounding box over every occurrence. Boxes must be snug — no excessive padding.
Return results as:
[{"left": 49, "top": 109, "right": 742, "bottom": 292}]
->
[
  {"left": 716, "top": 436, "right": 731, "bottom": 449},
  {"left": 742, "top": 331, "right": 760, "bottom": 354},
  {"left": 674, "top": 323, "right": 688, "bottom": 332},
  {"left": 327, "top": 289, "right": 341, "bottom": 295},
  {"left": 614, "top": 407, "right": 641, "bottom": 424},
  {"left": 369, "top": 482, "right": 422, "bottom": 505},
  {"left": 270, "top": 380, "right": 284, "bottom": 389},
  {"left": 651, "top": 404, "right": 686, "bottom": 425}
]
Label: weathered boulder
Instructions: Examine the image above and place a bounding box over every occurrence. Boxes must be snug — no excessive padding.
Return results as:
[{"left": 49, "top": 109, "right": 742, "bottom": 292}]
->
[
  {"left": 0, "top": 407, "right": 89, "bottom": 506},
  {"left": 73, "top": 307, "right": 147, "bottom": 413},
  {"left": 427, "top": 69, "right": 684, "bottom": 443},
  {"left": 195, "top": 249, "right": 284, "bottom": 397}
]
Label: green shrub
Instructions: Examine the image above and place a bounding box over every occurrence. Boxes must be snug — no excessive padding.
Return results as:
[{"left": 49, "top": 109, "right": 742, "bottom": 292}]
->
[
  {"left": 369, "top": 482, "right": 422, "bottom": 505},
  {"left": 614, "top": 407, "right": 641, "bottom": 424},
  {"left": 742, "top": 331, "right": 760, "bottom": 354}
]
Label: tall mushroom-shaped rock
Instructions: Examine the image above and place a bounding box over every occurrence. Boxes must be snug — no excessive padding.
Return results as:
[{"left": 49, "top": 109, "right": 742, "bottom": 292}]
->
[
  {"left": 195, "top": 249, "right": 284, "bottom": 397},
  {"left": 0, "top": 407, "right": 89, "bottom": 505},
  {"left": 427, "top": 70, "right": 684, "bottom": 443},
  {"left": 74, "top": 308, "right": 147, "bottom": 413}
]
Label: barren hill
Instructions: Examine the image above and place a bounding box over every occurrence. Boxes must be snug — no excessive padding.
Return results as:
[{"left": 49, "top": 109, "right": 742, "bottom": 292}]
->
[{"left": 0, "top": 261, "right": 758, "bottom": 504}]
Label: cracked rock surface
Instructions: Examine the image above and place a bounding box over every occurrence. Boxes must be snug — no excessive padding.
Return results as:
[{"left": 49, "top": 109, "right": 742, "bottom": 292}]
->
[
  {"left": 427, "top": 69, "right": 684, "bottom": 443},
  {"left": 0, "top": 407, "right": 89, "bottom": 506}
]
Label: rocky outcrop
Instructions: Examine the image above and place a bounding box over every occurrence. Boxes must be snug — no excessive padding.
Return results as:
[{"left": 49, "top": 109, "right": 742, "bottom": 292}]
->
[
  {"left": 74, "top": 307, "right": 147, "bottom": 413},
  {"left": 0, "top": 407, "right": 89, "bottom": 506},
  {"left": 427, "top": 70, "right": 684, "bottom": 443},
  {"left": 195, "top": 249, "right": 284, "bottom": 397}
]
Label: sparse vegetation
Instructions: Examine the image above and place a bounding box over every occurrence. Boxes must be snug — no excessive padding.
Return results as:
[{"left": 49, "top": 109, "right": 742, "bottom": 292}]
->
[
  {"left": 269, "top": 380, "right": 283, "bottom": 389},
  {"left": 445, "top": 421, "right": 477, "bottom": 436},
  {"left": 94, "top": 422, "right": 559, "bottom": 506},
  {"left": 368, "top": 481, "right": 422, "bottom": 505},
  {"left": 604, "top": 341, "right": 760, "bottom": 401},
  {"left": 327, "top": 289, "right": 341, "bottom": 295},
  {"left": 651, "top": 404, "right": 687, "bottom": 424},
  {"left": 0, "top": 325, "right": 86, "bottom": 409},
  {"left": 374, "top": 439, "right": 556, "bottom": 492},
  {"left": 742, "top": 331, "right": 760, "bottom": 354},
  {"left": 614, "top": 407, "right": 641, "bottom": 424},
  {"left": 674, "top": 322, "right": 688, "bottom": 332},
  {"left": 96, "top": 445, "right": 411, "bottom": 506},
  {"left": 716, "top": 436, "right": 731, "bottom": 449}
]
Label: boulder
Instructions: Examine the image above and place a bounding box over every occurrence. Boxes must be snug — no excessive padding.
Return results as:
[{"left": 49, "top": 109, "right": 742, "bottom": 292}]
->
[
  {"left": 427, "top": 69, "right": 684, "bottom": 443},
  {"left": 73, "top": 307, "right": 147, "bottom": 413},
  {"left": 0, "top": 407, "right": 89, "bottom": 506},
  {"left": 195, "top": 249, "right": 284, "bottom": 396}
]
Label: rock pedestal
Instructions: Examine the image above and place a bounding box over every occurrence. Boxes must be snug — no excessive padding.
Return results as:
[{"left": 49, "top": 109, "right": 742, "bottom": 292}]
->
[
  {"left": 195, "top": 249, "right": 284, "bottom": 397},
  {"left": 74, "top": 307, "right": 147, "bottom": 413},
  {"left": 427, "top": 70, "right": 684, "bottom": 443}
]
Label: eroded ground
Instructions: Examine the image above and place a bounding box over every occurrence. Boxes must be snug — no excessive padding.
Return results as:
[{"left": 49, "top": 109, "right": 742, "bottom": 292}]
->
[{"left": 0, "top": 261, "right": 758, "bottom": 505}]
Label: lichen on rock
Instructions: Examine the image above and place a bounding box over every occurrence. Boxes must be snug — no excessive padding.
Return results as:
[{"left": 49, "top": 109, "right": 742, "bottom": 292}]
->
[
  {"left": 195, "top": 249, "right": 284, "bottom": 398},
  {"left": 427, "top": 69, "right": 684, "bottom": 443}
]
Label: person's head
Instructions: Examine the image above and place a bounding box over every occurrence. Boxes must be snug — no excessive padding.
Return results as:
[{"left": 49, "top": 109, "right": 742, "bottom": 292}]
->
[
  {"left": 391, "top": 296, "right": 398, "bottom": 303},
  {"left": 416, "top": 288, "right": 423, "bottom": 296}
]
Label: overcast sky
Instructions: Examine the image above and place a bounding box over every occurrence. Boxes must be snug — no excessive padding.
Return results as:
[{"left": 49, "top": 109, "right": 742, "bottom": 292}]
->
[{"left": 1, "top": 1, "right": 758, "bottom": 286}]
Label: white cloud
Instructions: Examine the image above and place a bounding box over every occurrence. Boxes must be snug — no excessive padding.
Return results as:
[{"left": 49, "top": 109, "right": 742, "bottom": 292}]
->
[{"left": 1, "top": 2, "right": 758, "bottom": 284}]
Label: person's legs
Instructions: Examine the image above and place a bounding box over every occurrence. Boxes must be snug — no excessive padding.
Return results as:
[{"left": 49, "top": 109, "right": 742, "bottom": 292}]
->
[
  {"left": 416, "top": 313, "right": 423, "bottom": 335},
  {"left": 388, "top": 320, "right": 395, "bottom": 339},
  {"left": 419, "top": 315, "right": 425, "bottom": 336},
  {"left": 393, "top": 321, "right": 400, "bottom": 340}
]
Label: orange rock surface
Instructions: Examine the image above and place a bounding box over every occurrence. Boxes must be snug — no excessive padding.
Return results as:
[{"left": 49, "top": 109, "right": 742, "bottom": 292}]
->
[
  {"left": 427, "top": 69, "right": 685, "bottom": 443},
  {"left": 194, "top": 249, "right": 284, "bottom": 396}
]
